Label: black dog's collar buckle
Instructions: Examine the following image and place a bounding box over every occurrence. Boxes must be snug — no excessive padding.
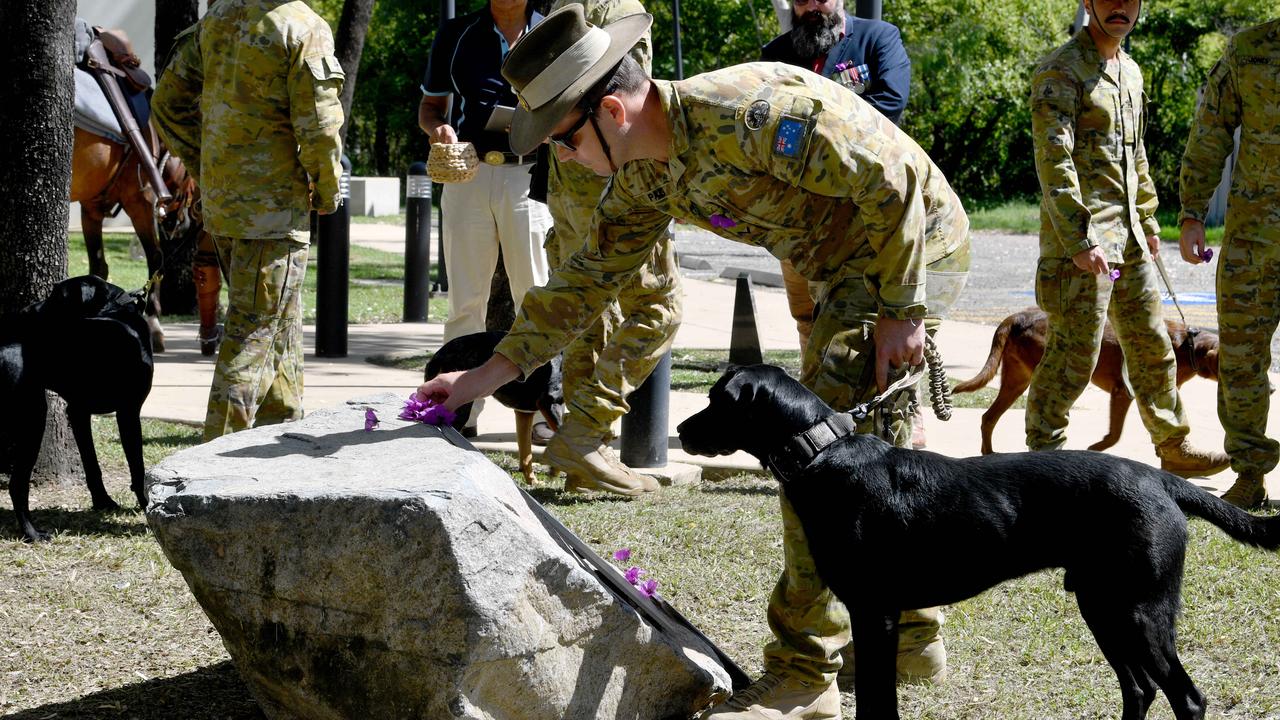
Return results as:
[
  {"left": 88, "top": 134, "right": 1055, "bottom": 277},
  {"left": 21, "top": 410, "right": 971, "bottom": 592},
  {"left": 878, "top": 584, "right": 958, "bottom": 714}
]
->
[{"left": 768, "top": 412, "right": 858, "bottom": 481}]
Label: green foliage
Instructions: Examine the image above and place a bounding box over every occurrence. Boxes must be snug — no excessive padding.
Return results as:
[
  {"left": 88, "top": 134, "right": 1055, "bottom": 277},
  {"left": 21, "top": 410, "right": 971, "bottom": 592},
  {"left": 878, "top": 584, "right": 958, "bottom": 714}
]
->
[
  {"left": 891, "top": 0, "right": 1076, "bottom": 202},
  {"left": 648, "top": 0, "right": 781, "bottom": 78}
]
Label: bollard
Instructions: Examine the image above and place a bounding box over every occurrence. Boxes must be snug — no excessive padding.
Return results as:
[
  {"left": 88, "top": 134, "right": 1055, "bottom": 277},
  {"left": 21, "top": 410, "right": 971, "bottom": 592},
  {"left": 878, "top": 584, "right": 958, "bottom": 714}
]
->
[
  {"left": 620, "top": 351, "right": 671, "bottom": 468},
  {"left": 315, "top": 155, "right": 351, "bottom": 358},
  {"left": 403, "top": 162, "right": 433, "bottom": 322},
  {"left": 431, "top": 181, "right": 449, "bottom": 293},
  {"left": 728, "top": 273, "right": 764, "bottom": 366}
]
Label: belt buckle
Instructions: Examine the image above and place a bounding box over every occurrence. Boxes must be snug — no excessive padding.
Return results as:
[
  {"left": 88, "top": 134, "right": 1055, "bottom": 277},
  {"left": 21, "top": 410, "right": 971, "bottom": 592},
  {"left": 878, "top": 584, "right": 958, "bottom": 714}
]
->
[{"left": 484, "top": 150, "right": 505, "bottom": 166}]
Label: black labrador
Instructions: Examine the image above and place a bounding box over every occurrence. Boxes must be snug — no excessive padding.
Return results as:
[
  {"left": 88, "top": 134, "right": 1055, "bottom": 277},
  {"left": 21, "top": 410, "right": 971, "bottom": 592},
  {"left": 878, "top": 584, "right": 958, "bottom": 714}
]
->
[
  {"left": 425, "top": 331, "right": 563, "bottom": 484},
  {"left": 677, "top": 364, "right": 1280, "bottom": 720},
  {"left": 1, "top": 276, "right": 154, "bottom": 542}
]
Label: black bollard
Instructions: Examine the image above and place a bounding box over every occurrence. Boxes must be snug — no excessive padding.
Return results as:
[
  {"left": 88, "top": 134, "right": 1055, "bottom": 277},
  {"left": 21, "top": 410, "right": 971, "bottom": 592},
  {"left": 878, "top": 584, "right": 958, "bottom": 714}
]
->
[
  {"left": 315, "top": 155, "right": 351, "bottom": 357},
  {"left": 431, "top": 181, "right": 449, "bottom": 293},
  {"left": 403, "top": 162, "right": 433, "bottom": 322},
  {"left": 728, "top": 273, "right": 764, "bottom": 366},
  {"left": 620, "top": 351, "right": 671, "bottom": 468}
]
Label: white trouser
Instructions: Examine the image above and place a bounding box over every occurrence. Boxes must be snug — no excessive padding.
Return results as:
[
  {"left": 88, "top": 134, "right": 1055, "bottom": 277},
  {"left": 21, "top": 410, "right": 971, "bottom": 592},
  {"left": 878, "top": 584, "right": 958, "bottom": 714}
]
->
[{"left": 440, "top": 161, "right": 550, "bottom": 343}]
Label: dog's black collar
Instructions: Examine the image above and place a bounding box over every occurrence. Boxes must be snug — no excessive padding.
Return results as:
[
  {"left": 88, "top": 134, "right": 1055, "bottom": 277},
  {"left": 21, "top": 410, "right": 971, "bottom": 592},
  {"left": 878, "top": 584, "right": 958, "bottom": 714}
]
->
[{"left": 767, "top": 412, "right": 858, "bottom": 481}]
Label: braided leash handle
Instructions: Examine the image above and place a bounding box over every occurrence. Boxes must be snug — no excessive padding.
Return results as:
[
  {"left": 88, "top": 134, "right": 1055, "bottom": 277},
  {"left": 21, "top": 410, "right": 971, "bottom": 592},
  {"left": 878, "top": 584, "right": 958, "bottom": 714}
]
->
[{"left": 925, "top": 334, "right": 953, "bottom": 421}]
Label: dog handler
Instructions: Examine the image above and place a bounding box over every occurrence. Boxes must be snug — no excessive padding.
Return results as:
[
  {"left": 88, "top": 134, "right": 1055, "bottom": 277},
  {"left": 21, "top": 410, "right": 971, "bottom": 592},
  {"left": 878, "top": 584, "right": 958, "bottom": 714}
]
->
[
  {"left": 416, "top": 6, "right": 969, "bottom": 717},
  {"left": 1025, "top": 0, "right": 1229, "bottom": 476},
  {"left": 1178, "top": 18, "right": 1280, "bottom": 508}
]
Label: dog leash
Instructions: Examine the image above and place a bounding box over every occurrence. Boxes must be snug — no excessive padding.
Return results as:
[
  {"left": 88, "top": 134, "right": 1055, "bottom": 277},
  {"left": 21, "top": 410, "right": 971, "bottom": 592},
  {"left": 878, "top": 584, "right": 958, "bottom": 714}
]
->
[{"left": 1153, "top": 254, "right": 1202, "bottom": 373}]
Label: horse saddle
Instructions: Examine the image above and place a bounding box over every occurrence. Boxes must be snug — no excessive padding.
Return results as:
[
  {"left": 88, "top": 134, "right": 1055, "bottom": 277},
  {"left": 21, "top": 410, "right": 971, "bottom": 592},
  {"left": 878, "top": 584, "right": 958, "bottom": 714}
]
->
[{"left": 85, "top": 27, "right": 151, "bottom": 94}]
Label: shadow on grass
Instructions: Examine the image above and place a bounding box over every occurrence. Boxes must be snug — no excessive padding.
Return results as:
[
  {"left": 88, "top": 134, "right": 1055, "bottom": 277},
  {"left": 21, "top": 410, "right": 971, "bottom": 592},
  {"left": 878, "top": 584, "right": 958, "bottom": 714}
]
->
[
  {"left": 4, "top": 661, "right": 263, "bottom": 720},
  {"left": 0, "top": 505, "right": 150, "bottom": 541}
]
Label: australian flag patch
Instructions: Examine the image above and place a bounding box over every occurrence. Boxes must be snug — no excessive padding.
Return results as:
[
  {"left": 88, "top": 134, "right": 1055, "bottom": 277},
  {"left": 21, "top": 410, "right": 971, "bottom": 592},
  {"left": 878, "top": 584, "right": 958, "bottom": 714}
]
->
[{"left": 773, "top": 116, "right": 808, "bottom": 159}]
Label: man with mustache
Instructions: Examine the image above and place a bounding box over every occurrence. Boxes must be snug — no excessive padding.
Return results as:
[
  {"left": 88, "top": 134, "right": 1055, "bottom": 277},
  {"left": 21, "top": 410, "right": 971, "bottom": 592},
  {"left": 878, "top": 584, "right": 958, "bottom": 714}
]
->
[
  {"left": 761, "top": 0, "right": 941, "bottom": 699},
  {"left": 1025, "top": 0, "right": 1229, "bottom": 476}
]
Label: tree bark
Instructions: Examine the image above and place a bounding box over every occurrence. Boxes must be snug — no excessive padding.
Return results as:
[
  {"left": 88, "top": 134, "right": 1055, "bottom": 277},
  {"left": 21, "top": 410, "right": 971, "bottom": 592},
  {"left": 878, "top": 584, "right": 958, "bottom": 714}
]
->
[
  {"left": 335, "top": 0, "right": 377, "bottom": 143},
  {"left": 155, "top": 0, "right": 200, "bottom": 73},
  {"left": 0, "top": 0, "right": 84, "bottom": 484}
]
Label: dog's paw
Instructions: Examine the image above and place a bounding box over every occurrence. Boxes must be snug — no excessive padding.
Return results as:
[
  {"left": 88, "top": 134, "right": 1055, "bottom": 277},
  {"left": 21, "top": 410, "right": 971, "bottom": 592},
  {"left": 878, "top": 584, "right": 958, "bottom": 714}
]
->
[
  {"left": 20, "top": 523, "right": 51, "bottom": 543},
  {"left": 92, "top": 497, "right": 123, "bottom": 513}
]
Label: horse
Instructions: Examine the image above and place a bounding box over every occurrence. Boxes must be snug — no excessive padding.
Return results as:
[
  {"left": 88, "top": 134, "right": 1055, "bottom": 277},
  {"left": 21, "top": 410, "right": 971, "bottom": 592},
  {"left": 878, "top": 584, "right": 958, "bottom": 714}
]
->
[{"left": 70, "top": 125, "right": 204, "bottom": 353}]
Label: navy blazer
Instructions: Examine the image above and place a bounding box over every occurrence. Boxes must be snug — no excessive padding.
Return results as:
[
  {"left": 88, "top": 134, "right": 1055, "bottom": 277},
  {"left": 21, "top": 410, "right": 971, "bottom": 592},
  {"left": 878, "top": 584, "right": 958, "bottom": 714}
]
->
[{"left": 761, "top": 14, "right": 911, "bottom": 124}]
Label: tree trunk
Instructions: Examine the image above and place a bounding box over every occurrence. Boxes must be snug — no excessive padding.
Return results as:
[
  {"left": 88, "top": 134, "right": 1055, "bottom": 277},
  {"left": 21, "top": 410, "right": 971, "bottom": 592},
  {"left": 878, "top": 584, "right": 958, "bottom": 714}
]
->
[
  {"left": 335, "top": 0, "right": 376, "bottom": 143},
  {"left": 155, "top": 0, "right": 200, "bottom": 72},
  {"left": 0, "top": 0, "right": 84, "bottom": 484}
]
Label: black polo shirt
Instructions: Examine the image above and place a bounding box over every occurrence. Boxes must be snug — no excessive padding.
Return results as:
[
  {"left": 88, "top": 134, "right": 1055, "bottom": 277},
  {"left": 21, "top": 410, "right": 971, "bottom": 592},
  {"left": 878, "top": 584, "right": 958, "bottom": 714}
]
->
[{"left": 421, "top": 7, "right": 543, "bottom": 157}]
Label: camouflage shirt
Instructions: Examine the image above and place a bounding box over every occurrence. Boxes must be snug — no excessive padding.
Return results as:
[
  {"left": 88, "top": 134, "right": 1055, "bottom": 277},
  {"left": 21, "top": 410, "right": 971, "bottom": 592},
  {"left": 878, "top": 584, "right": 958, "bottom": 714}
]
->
[
  {"left": 1179, "top": 19, "right": 1280, "bottom": 244},
  {"left": 1031, "top": 29, "right": 1160, "bottom": 263},
  {"left": 545, "top": 0, "right": 652, "bottom": 244},
  {"left": 497, "top": 62, "right": 969, "bottom": 377},
  {"left": 153, "top": 0, "right": 345, "bottom": 242}
]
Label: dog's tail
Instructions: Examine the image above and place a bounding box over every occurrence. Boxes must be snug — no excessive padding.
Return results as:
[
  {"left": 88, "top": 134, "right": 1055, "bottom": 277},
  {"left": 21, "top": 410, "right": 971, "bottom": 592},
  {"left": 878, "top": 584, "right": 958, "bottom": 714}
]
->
[
  {"left": 952, "top": 315, "right": 1013, "bottom": 394},
  {"left": 1165, "top": 474, "right": 1280, "bottom": 549}
]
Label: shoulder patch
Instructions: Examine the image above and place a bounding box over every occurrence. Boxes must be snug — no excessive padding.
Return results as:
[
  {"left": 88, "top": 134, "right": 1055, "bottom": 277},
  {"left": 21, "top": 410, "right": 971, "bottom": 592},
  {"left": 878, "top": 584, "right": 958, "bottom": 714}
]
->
[
  {"left": 772, "top": 115, "right": 808, "bottom": 159},
  {"left": 745, "top": 100, "right": 771, "bottom": 131}
]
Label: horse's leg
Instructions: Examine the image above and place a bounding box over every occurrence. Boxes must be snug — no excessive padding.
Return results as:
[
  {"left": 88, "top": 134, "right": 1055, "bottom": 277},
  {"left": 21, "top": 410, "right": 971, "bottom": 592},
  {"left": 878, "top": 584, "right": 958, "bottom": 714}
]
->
[
  {"left": 124, "top": 196, "right": 167, "bottom": 353},
  {"left": 82, "top": 205, "right": 110, "bottom": 280}
]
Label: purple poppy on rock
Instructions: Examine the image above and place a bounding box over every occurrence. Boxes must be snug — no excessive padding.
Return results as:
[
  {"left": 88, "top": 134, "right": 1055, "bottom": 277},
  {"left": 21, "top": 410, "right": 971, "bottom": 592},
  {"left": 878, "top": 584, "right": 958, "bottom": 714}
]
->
[
  {"left": 624, "top": 566, "right": 644, "bottom": 585},
  {"left": 364, "top": 408, "right": 379, "bottom": 431},
  {"left": 637, "top": 579, "right": 659, "bottom": 598}
]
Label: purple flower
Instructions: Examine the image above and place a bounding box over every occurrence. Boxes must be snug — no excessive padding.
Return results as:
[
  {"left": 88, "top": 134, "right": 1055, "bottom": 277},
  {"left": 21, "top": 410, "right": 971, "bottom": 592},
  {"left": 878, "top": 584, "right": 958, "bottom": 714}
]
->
[
  {"left": 1108, "top": 268, "right": 1121, "bottom": 281},
  {"left": 624, "top": 566, "right": 645, "bottom": 585},
  {"left": 708, "top": 213, "right": 737, "bottom": 229},
  {"left": 399, "top": 395, "right": 458, "bottom": 427},
  {"left": 637, "top": 579, "right": 659, "bottom": 598},
  {"left": 613, "top": 548, "right": 632, "bottom": 562},
  {"left": 1201, "top": 248, "right": 1214, "bottom": 262},
  {"left": 364, "top": 408, "right": 379, "bottom": 431}
]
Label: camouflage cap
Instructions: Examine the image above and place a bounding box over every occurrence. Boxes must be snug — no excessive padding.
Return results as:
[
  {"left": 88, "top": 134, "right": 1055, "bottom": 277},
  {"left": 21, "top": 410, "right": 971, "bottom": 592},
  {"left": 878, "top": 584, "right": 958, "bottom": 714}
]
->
[{"left": 502, "top": 4, "right": 651, "bottom": 155}]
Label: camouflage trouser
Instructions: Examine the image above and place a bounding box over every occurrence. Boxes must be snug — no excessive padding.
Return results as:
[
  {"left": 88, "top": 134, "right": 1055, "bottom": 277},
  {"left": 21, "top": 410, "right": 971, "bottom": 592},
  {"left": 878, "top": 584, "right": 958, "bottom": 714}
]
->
[
  {"left": 764, "top": 247, "right": 969, "bottom": 686},
  {"left": 1216, "top": 237, "right": 1280, "bottom": 475},
  {"left": 1025, "top": 251, "right": 1187, "bottom": 451},
  {"left": 543, "top": 225, "right": 682, "bottom": 441},
  {"left": 203, "top": 236, "right": 308, "bottom": 442}
]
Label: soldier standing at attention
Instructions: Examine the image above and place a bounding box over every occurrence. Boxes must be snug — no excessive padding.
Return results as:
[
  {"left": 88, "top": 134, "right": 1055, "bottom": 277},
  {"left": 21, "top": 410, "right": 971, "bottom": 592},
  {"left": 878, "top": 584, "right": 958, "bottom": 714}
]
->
[
  {"left": 1025, "top": 0, "right": 1228, "bottom": 476},
  {"left": 1178, "top": 18, "right": 1280, "bottom": 508},
  {"left": 153, "top": 0, "right": 345, "bottom": 441},
  {"left": 419, "top": 7, "right": 971, "bottom": 718},
  {"left": 539, "top": 0, "right": 681, "bottom": 498}
]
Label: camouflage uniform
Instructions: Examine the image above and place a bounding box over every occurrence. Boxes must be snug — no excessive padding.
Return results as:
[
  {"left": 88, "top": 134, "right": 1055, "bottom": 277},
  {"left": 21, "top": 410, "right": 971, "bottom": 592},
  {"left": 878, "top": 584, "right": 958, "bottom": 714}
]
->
[
  {"left": 1026, "top": 29, "right": 1189, "bottom": 451},
  {"left": 496, "top": 62, "right": 971, "bottom": 686},
  {"left": 153, "top": 0, "right": 345, "bottom": 441},
  {"left": 545, "top": 0, "right": 681, "bottom": 442},
  {"left": 1179, "top": 19, "right": 1280, "bottom": 477}
]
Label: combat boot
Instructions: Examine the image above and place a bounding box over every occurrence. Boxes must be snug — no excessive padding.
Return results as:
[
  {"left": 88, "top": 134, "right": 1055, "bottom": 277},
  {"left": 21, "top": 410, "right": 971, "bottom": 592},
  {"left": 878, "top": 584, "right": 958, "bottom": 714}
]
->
[
  {"left": 836, "top": 625, "right": 947, "bottom": 691},
  {"left": 1221, "top": 470, "right": 1268, "bottom": 509},
  {"left": 1155, "top": 437, "right": 1231, "bottom": 477},
  {"left": 700, "top": 671, "right": 840, "bottom": 720},
  {"left": 544, "top": 432, "right": 658, "bottom": 497}
]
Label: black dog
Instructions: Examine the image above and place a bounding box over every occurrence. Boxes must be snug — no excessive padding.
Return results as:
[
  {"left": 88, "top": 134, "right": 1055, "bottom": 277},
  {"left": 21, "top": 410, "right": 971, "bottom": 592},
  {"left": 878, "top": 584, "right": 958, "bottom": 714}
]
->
[
  {"left": 1, "top": 276, "right": 154, "bottom": 542},
  {"left": 677, "top": 364, "right": 1280, "bottom": 720},
  {"left": 425, "top": 331, "right": 563, "bottom": 484}
]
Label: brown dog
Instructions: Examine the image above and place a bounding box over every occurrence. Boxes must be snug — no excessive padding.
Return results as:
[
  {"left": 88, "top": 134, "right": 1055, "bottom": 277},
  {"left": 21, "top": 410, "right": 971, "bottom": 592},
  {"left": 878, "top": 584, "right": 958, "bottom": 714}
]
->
[{"left": 954, "top": 307, "right": 1220, "bottom": 455}]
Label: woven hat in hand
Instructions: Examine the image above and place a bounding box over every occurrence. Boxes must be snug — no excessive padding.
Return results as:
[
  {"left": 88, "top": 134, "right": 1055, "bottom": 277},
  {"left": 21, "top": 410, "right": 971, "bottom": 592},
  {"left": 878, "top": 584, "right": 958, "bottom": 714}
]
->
[{"left": 428, "top": 142, "right": 479, "bottom": 184}]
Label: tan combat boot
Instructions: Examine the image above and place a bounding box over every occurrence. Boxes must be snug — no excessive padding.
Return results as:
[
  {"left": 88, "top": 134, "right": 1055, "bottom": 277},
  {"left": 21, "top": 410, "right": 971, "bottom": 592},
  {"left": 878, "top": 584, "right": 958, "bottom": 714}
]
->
[
  {"left": 544, "top": 432, "right": 659, "bottom": 497},
  {"left": 836, "top": 610, "right": 947, "bottom": 692},
  {"left": 1155, "top": 437, "right": 1231, "bottom": 477},
  {"left": 700, "top": 671, "right": 840, "bottom": 720},
  {"left": 1221, "top": 470, "right": 1268, "bottom": 509}
]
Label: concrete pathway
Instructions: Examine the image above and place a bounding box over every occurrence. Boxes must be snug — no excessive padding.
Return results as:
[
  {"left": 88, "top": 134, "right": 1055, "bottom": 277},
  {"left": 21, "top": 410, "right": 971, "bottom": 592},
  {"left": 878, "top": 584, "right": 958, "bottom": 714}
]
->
[{"left": 143, "top": 222, "right": 1279, "bottom": 500}]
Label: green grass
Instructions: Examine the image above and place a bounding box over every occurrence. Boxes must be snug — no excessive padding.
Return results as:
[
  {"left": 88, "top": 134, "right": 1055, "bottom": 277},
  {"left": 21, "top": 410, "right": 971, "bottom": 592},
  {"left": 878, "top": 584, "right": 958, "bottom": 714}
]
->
[
  {"left": 966, "top": 200, "right": 1226, "bottom": 247},
  {"left": 5, "top": 421, "right": 1278, "bottom": 718},
  {"left": 68, "top": 232, "right": 447, "bottom": 324}
]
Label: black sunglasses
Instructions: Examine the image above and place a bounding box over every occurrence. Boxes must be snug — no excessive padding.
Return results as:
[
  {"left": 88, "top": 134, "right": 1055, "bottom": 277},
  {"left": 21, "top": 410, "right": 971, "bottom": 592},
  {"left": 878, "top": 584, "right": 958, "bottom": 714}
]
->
[{"left": 550, "top": 107, "right": 594, "bottom": 152}]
